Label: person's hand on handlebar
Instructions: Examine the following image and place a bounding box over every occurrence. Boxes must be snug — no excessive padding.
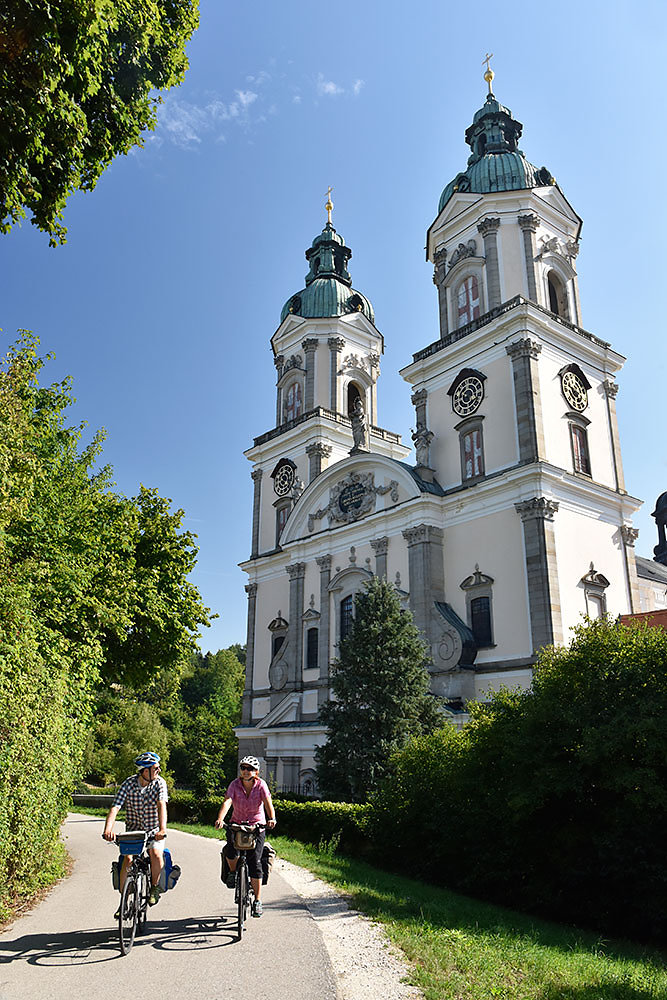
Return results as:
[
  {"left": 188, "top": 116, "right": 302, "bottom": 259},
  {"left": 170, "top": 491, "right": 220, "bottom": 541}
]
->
[
  {"left": 153, "top": 829, "right": 167, "bottom": 840},
  {"left": 102, "top": 828, "right": 116, "bottom": 842},
  {"left": 266, "top": 818, "right": 276, "bottom": 830}
]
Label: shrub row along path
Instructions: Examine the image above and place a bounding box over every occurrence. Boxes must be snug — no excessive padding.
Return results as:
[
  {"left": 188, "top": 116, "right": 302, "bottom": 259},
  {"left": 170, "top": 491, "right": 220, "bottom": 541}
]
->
[
  {"left": 0, "top": 813, "right": 340, "bottom": 1000},
  {"left": 0, "top": 814, "right": 421, "bottom": 1000}
]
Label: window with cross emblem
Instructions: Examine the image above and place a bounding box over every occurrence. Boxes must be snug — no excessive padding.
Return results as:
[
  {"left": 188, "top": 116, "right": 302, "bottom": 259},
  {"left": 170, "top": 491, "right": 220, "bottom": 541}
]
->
[{"left": 457, "top": 275, "right": 481, "bottom": 328}]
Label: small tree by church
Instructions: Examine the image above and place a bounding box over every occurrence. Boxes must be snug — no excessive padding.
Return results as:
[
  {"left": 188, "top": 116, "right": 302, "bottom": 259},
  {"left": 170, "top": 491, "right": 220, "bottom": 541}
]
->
[{"left": 316, "top": 577, "right": 442, "bottom": 802}]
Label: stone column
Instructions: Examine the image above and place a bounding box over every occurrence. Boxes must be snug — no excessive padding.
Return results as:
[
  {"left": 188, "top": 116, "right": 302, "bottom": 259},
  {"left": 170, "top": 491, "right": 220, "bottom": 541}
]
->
[
  {"left": 285, "top": 562, "right": 306, "bottom": 694},
  {"left": 432, "top": 247, "right": 449, "bottom": 338},
  {"left": 518, "top": 213, "right": 539, "bottom": 302},
  {"left": 620, "top": 525, "right": 641, "bottom": 613},
  {"left": 316, "top": 555, "right": 332, "bottom": 708},
  {"left": 402, "top": 524, "right": 445, "bottom": 640},
  {"left": 274, "top": 354, "right": 284, "bottom": 425},
  {"left": 302, "top": 338, "right": 318, "bottom": 411},
  {"left": 515, "top": 498, "right": 563, "bottom": 650},
  {"left": 241, "top": 582, "right": 258, "bottom": 725},
  {"left": 250, "top": 468, "right": 262, "bottom": 558},
  {"left": 370, "top": 536, "right": 389, "bottom": 579},
  {"left": 477, "top": 217, "right": 501, "bottom": 309},
  {"left": 306, "top": 442, "right": 333, "bottom": 483},
  {"left": 280, "top": 756, "right": 301, "bottom": 791},
  {"left": 603, "top": 380, "right": 626, "bottom": 493},
  {"left": 411, "top": 388, "right": 427, "bottom": 428},
  {"left": 506, "top": 339, "right": 546, "bottom": 464},
  {"left": 328, "top": 337, "right": 344, "bottom": 412},
  {"left": 265, "top": 756, "right": 278, "bottom": 790}
]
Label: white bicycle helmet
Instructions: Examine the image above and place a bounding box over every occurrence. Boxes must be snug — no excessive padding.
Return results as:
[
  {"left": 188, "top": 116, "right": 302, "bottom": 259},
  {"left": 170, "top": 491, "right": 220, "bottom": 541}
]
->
[{"left": 239, "top": 755, "right": 260, "bottom": 771}]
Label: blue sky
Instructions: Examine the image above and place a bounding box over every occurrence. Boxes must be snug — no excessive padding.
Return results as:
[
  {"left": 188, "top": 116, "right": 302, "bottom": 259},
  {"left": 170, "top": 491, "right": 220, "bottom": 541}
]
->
[{"left": 2, "top": 1, "right": 665, "bottom": 651}]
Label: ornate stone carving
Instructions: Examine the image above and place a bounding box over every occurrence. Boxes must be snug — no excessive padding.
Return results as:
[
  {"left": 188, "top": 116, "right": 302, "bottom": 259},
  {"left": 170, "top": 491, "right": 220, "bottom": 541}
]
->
[
  {"left": 316, "top": 554, "right": 332, "bottom": 571},
  {"left": 284, "top": 354, "right": 303, "bottom": 372},
  {"left": 306, "top": 442, "right": 332, "bottom": 459},
  {"left": 565, "top": 240, "right": 580, "bottom": 259},
  {"left": 603, "top": 379, "right": 619, "bottom": 399},
  {"left": 411, "top": 423, "right": 434, "bottom": 469},
  {"left": 368, "top": 352, "right": 380, "bottom": 370},
  {"left": 370, "top": 536, "right": 389, "bottom": 556},
  {"left": 245, "top": 582, "right": 258, "bottom": 598},
  {"left": 328, "top": 336, "right": 345, "bottom": 351},
  {"left": 460, "top": 564, "right": 494, "bottom": 589},
  {"left": 506, "top": 338, "right": 542, "bottom": 360},
  {"left": 350, "top": 398, "right": 368, "bottom": 452},
  {"left": 433, "top": 246, "right": 447, "bottom": 268},
  {"left": 348, "top": 546, "right": 357, "bottom": 564},
  {"left": 580, "top": 562, "right": 610, "bottom": 588},
  {"left": 538, "top": 235, "right": 579, "bottom": 261},
  {"left": 251, "top": 468, "right": 263, "bottom": 482},
  {"left": 301, "top": 338, "right": 318, "bottom": 352},
  {"left": 514, "top": 497, "right": 559, "bottom": 521},
  {"left": 620, "top": 525, "right": 639, "bottom": 547},
  {"left": 291, "top": 477, "right": 305, "bottom": 501},
  {"left": 518, "top": 213, "right": 539, "bottom": 232},
  {"left": 448, "top": 239, "right": 477, "bottom": 270},
  {"left": 285, "top": 562, "right": 306, "bottom": 580},
  {"left": 477, "top": 217, "right": 500, "bottom": 237},
  {"left": 402, "top": 524, "right": 444, "bottom": 546},
  {"left": 309, "top": 472, "right": 399, "bottom": 531},
  {"left": 273, "top": 354, "right": 284, "bottom": 370},
  {"left": 411, "top": 389, "right": 428, "bottom": 408}
]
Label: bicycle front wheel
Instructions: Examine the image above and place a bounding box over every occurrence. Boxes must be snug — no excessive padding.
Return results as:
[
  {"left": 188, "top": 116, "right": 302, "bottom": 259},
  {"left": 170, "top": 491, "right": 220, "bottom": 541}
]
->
[
  {"left": 119, "top": 874, "right": 138, "bottom": 955},
  {"left": 136, "top": 871, "right": 148, "bottom": 935},
  {"left": 236, "top": 864, "right": 246, "bottom": 940}
]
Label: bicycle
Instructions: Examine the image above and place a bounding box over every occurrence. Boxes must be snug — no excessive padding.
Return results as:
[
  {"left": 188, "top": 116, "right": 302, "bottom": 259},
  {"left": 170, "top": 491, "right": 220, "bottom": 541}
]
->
[
  {"left": 108, "top": 830, "right": 154, "bottom": 956},
  {"left": 224, "top": 822, "right": 265, "bottom": 940}
]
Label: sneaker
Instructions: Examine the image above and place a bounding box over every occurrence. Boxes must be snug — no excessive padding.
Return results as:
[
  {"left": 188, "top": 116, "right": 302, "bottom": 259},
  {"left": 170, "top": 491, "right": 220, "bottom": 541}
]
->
[
  {"left": 114, "top": 906, "right": 121, "bottom": 920},
  {"left": 226, "top": 874, "right": 236, "bottom": 889},
  {"left": 252, "top": 900, "right": 263, "bottom": 918},
  {"left": 148, "top": 885, "right": 162, "bottom": 906}
]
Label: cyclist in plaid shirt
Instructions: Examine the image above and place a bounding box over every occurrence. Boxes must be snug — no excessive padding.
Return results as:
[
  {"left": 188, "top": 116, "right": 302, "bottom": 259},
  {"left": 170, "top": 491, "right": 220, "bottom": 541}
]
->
[{"left": 103, "top": 751, "right": 168, "bottom": 910}]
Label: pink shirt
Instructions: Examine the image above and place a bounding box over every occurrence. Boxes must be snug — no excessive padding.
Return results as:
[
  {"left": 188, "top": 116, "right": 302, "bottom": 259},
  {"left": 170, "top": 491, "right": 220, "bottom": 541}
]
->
[{"left": 226, "top": 777, "right": 272, "bottom": 824}]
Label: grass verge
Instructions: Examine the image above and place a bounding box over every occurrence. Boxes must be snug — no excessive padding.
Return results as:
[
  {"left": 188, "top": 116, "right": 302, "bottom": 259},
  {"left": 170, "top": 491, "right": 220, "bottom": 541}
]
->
[{"left": 72, "top": 812, "right": 667, "bottom": 999}]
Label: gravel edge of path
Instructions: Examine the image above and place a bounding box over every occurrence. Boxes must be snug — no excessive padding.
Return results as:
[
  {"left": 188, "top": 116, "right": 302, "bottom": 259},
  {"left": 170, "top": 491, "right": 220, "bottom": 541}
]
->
[{"left": 275, "top": 857, "right": 424, "bottom": 1000}]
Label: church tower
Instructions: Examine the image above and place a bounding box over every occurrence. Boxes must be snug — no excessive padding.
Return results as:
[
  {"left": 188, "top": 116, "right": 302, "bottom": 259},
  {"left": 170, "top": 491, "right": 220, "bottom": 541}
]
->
[{"left": 401, "top": 64, "right": 642, "bottom": 672}]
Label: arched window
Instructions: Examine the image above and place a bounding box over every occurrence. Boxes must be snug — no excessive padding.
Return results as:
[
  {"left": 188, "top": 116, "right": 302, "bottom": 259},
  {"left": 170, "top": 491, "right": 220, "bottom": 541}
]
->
[
  {"left": 347, "top": 382, "right": 362, "bottom": 417},
  {"left": 570, "top": 423, "right": 591, "bottom": 476},
  {"left": 284, "top": 382, "right": 302, "bottom": 422},
  {"left": 460, "top": 422, "right": 484, "bottom": 481},
  {"left": 340, "top": 595, "right": 354, "bottom": 640},
  {"left": 276, "top": 502, "right": 290, "bottom": 544},
  {"left": 306, "top": 627, "right": 318, "bottom": 670},
  {"left": 470, "top": 596, "right": 493, "bottom": 646},
  {"left": 547, "top": 271, "right": 569, "bottom": 319},
  {"left": 457, "top": 275, "right": 480, "bottom": 328}
]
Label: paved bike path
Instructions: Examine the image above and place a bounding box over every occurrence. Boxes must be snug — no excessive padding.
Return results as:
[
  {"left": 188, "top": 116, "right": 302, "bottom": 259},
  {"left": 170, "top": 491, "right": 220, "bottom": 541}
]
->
[{"left": 0, "top": 814, "right": 338, "bottom": 1000}]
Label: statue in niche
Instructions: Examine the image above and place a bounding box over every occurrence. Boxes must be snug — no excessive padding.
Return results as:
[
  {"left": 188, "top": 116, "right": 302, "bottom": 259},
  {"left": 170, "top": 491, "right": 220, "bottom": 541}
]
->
[
  {"left": 412, "top": 421, "right": 434, "bottom": 468},
  {"left": 350, "top": 398, "right": 368, "bottom": 452}
]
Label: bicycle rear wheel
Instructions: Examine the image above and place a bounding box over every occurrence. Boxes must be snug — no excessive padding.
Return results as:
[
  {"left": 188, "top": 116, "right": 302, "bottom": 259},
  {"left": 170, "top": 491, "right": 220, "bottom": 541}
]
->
[
  {"left": 236, "top": 864, "right": 246, "bottom": 940},
  {"left": 119, "top": 874, "right": 138, "bottom": 955}
]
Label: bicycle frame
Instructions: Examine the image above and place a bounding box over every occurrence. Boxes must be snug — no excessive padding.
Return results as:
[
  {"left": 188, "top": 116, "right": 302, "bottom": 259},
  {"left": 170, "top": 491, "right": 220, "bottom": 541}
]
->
[
  {"left": 225, "top": 823, "right": 264, "bottom": 941},
  {"left": 111, "top": 832, "right": 153, "bottom": 957}
]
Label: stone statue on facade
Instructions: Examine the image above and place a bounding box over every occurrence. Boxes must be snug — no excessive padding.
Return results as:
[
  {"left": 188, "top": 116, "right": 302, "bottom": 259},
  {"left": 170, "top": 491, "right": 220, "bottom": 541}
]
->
[
  {"left": 412, "top": 421, "right": 434, "bottom": 469},
  {"left": 350, "top": 398, "right": 368, "bottom": 452}
]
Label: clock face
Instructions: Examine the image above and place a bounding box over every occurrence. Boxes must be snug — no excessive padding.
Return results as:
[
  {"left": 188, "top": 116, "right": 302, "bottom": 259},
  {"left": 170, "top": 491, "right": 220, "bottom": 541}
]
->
[
  {"left": 274, "top": 464, "right": 295, "bottom": 496},
  {"left": 561, "top": 371, "right": 587, "bottom": 411},
  {"left": 452, "top": 376, "right": 484, "bottom": 417}
]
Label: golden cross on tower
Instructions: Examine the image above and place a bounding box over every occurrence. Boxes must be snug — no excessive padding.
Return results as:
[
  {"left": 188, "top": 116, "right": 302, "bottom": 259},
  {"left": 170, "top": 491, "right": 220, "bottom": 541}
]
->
[
  {"left": 482, "top": 52, "right": 495, "bottom": 94},
  {"left": 325, "top": 186, "right": 333, "bottom": 225}
]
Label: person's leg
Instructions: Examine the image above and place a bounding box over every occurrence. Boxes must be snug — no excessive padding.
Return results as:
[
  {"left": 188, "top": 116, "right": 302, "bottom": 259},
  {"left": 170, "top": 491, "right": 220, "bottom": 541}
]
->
[
  {"left": 119, "top": 854, "right": 132, "bottom": 891},
  {"left": 249, "top": 832, "right": 265, "bottom": 913},
  {"left": 149, "top": 843, "right": 164, "bottom": 886}
]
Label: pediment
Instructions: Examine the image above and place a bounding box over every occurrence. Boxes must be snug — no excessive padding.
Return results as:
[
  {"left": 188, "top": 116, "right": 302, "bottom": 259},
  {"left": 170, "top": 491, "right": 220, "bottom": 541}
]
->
[
  {"left": 258, "top": 692, "right": 300, "bottom": 728},
  {"left": 428, "top": 194, "right": 483, "bottom": 257},
  {"left": 533, "top": 184, "right": 582, "bottom": 230},
  {"left": 280, "top": 453, "right": 422, "bottom": 544}
]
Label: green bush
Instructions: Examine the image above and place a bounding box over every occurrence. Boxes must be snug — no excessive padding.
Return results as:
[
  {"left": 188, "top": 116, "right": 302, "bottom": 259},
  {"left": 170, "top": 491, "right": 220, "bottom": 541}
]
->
[
  {"left": 274, "top": 800, "right": 371, "bottom": 855},
  {"left": 370, "top": 618, "right": 667, "bottom": 943}
]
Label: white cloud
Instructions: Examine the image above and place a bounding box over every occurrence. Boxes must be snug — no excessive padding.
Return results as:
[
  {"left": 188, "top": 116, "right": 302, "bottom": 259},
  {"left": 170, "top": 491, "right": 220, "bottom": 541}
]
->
[
  {"left": 236, "top": 89, "right": 258, "bottom": 109},
  {"left": 317, "top": 73, "right": 344, "bottom": 97},
  {"left": 158, "top": 99, "right": 209, "bottom": 148},
  {"left": 353, "top": 79, "right": 365, "bottom": 96}
]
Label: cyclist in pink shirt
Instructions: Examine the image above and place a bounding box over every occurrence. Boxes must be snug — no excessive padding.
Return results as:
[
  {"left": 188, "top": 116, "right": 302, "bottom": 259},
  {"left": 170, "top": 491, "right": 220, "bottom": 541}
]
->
[{"left": 215, "top": 756, "right": 276, "bottom": 917}]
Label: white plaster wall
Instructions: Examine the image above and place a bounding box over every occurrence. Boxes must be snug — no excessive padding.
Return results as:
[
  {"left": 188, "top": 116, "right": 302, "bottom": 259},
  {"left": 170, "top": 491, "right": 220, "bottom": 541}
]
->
[
  {"left": 475, "top": 669, "right": 532, "bottom": 700},
  {"left": 302, "top": 690, "right": 318, "bottom": 715},
  {"left": 498, "top": 223, "right": 525, "bottom": 299},
  {"left": 553, "top": 506, "right": 632, "bottom": 635},
  {"left": 252, "top": 697, "right": 270, "bottom": 719},
  {"left": 443, "top": 506, "right": 532, "bottom": 659}
]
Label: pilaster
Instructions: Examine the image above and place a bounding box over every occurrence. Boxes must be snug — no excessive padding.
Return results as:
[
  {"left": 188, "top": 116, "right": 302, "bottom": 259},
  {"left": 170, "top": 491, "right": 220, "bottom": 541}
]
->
[
  {"left": 477, "top": 217, "right": 501, "bottom": 309},
  {"left": 506, "top": 338, "right": 545, "bottom": 464},
  {"left": 402, "top": 524, "right": 445, "bottom": 639},
  {"left": 620, "top": 524, "right": 641, "bottom": 613},
  {"left": 316, "top": 555, "right": 332, "bottom": 708},
  {"left": 603, "top": 380, "right": 626, "bottom": 492},
  {"left": 306, "top": 441, "right": 333, "bottom": 483},
  {"left": 328, "top": 337, "right": 345, "bottom": 412},
  {"left": 250, "top": 468, "right": 262, "bottom": 558},
  {"left": 302, "top": 338, "right": 318, "bottom": 410},
  {"left": 515, "top": 497, "right": 563, "bottom": 649},
  {"left": 274, "top": 354, "right": 284, "bottom": 425},
  {"left": 432, "top": 247, "right": 449, "bottom": 338},
  {"left": 370, "top": 536, "right": 389, "bottom": 579},
  {"left": 285, "top": 562, "right": 307, "bottom": 698},
  {"left": 241, "top": 582, "right": 258, "bottom": 725},
  {"left": 518, "top": 213, "right": 539, "bottom": 302}
]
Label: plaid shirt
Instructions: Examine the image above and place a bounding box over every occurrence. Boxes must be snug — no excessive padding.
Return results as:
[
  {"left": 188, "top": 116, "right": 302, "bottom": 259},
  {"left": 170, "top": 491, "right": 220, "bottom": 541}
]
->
[{"left": 113, "top": 774, "right": 168, "bottom": 835}]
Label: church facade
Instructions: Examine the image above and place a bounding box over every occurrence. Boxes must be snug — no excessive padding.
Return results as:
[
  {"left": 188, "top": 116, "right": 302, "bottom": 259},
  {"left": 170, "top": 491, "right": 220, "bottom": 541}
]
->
[{"left": 236, "top": 80, "right": 644, "bottom": 794}]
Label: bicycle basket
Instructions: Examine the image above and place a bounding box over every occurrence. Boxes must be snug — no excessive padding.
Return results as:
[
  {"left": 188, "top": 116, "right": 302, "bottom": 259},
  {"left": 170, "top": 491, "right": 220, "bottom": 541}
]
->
[
  {"left": 116, "top": 830, "right": 147, "bottom": 856},
  {"left": 232, "top": 828, "right": 257, "bottom": 851}
]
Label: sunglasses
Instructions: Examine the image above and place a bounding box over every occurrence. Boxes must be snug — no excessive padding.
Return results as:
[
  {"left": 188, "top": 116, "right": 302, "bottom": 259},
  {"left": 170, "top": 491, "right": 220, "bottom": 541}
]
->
[{"left": 240, "top": 765, "right": 255, "bottom": 772}]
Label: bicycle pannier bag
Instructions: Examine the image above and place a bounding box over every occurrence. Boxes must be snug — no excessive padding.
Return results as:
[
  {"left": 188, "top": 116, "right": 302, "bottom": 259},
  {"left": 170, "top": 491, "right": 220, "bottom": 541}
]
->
[
  {"left": 158, "top": 848, "right": 182, "bottom": 892},
  {"left": 261, "top": 842, "right": 276, "bottom": 885},
  {"left": 111, "top": 860, "right": 121, "bottom": 891},
  {"left": 233, "top": 828, "right": 257, "bottom": 850},
  {"left": 220, "top": 845, "right": 230, "bottom": 883}
]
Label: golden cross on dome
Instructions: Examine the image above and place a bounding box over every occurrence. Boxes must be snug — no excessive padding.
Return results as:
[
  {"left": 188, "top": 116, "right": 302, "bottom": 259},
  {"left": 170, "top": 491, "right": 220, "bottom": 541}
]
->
[
  {"left": 325, "top": 186, "right": 333, "bottom": 224},
  {"left": 482, "top": 52, "right": 495, "bottom": 94}
]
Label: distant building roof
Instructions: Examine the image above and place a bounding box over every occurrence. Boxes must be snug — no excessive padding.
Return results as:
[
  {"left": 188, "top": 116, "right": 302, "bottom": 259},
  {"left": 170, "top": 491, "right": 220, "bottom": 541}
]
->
[
  {"left": 619, "top": 609, "right": 667, "bottom": 631},
  {"left": 635, "top": 556, "right": 667, "bottom": 585}
]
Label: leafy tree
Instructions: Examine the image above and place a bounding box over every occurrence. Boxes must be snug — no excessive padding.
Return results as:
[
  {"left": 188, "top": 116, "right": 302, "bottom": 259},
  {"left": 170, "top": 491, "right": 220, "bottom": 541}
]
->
[
  {"left": 371, "top": 617, "right": 667, "bottom": 943},
  {"left": 316, "top": 577, "right": 442, "bottom": 802},
  {"left": 83, "top": 692, "right": 170, "bottom": 786},
  {"left": 0, "top": 0, "right": 199, "bottom": 244}
]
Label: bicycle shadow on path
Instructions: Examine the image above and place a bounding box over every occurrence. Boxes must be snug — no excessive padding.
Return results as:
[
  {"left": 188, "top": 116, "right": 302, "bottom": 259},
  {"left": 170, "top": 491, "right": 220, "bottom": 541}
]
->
[{"left": 0, "top": 914, "right": 241, "bottom": 967}]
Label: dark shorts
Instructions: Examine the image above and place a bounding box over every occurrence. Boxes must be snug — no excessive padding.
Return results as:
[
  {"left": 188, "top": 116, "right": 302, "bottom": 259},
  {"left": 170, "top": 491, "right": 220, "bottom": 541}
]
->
[{"left": 226, "top": 827, "right": 265, "bottom": 880}]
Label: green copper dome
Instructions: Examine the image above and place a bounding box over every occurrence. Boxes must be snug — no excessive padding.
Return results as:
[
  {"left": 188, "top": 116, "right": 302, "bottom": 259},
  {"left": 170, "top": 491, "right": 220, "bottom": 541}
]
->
[
  {"left": 438, "top": 93, "right": 555, "bottom": 214},
  {"left": 280, "top": 221, "right": 375, "bottom": 324}
]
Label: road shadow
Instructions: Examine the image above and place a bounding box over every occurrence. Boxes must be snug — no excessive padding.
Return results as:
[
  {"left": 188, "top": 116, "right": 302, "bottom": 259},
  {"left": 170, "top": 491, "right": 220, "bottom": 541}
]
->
[{"left": 0, "top": 914, "right": 241, "bottom": 966}]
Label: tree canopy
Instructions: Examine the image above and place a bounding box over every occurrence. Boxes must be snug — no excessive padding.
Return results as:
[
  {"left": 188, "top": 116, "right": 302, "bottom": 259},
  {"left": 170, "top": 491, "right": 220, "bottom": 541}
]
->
[
  {"left": 0, "top": 1, "right": 199, "bottom": 244},
  {"left": 316, "top": 576, "right": 442, "bottom": 802}
]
